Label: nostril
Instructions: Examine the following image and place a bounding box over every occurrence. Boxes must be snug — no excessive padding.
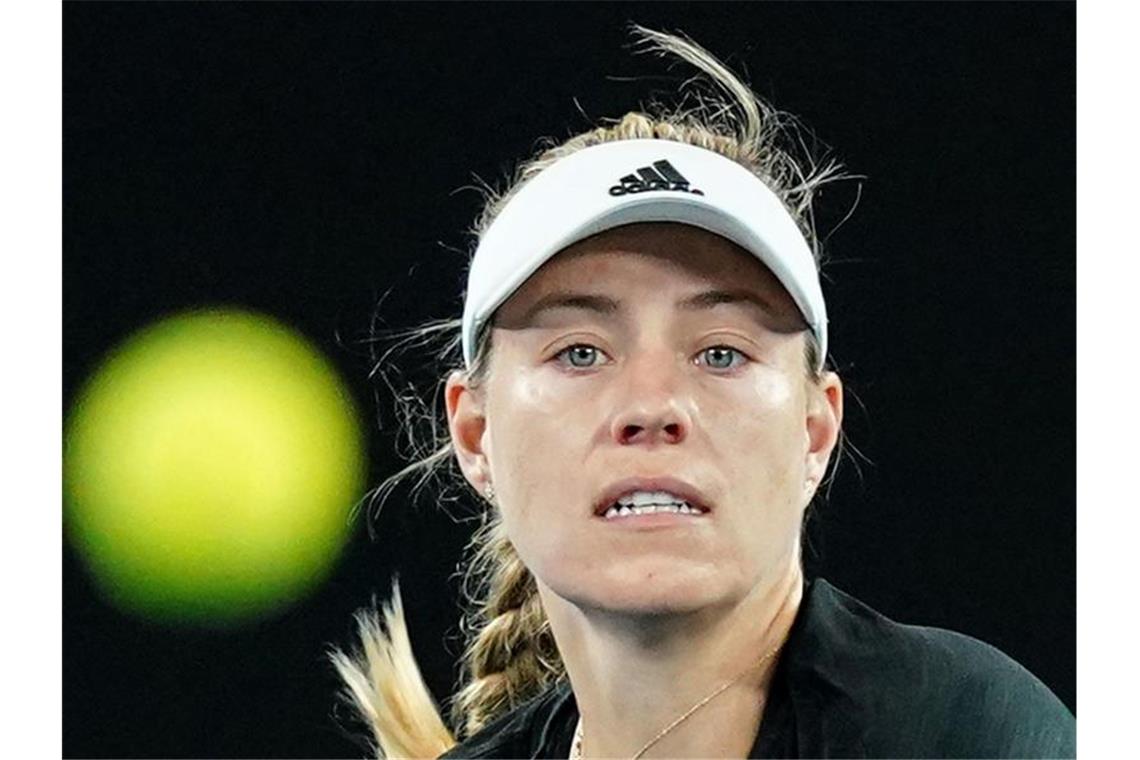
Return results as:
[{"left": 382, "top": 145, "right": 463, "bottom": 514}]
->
[
  {"left": 619, "top": 424, "right": 643, "bottom": 442},
  {"left": 618, "top": 422, "right": 685, "bottom": 445}
]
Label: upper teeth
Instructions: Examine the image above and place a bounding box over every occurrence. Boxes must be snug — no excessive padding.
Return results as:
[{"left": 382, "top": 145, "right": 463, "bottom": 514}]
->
[{"left": 603, "top": 490, "right": 702, "bottom": 519}]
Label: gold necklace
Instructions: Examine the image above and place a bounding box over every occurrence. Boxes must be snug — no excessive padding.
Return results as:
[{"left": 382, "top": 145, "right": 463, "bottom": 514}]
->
[{"left": 569, "top": 641, "right": 782, "bottom": 760}]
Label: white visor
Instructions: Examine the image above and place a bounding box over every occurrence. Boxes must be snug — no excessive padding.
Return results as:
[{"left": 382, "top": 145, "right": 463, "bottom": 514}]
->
[{"left": 461, "top": 139, "right": 827, "bottom": 371}]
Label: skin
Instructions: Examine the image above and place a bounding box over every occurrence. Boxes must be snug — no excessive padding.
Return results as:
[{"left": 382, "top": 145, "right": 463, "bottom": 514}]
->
[{"left": 446, "top": 222, "right": 843, "bottom": 758}]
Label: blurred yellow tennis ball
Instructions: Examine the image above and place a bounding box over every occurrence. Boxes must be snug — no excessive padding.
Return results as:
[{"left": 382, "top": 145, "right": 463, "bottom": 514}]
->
[{"left": 64, "top": 309, "right": 366, "bottom": 625}]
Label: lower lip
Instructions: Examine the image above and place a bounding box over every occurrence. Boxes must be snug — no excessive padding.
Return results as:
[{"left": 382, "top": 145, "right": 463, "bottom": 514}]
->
[{"left": 596, "top": 510, "right": 710, "bottom": 528}]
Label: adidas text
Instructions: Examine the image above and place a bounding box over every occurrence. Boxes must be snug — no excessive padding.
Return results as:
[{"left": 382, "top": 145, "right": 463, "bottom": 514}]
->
[{"left": 608, "top": 160, "right": 705, "bottom": 197}]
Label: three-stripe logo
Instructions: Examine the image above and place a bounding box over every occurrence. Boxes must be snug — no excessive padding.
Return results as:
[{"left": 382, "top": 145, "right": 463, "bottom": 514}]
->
[{"left": 608, "top": 160, "right": 705, "bottom": 197}]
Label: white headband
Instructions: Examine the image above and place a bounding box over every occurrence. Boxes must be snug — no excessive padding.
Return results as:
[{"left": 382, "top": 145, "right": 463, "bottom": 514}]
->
[{"left": 461, "top": 139, "right": 828, "bottom": 371}]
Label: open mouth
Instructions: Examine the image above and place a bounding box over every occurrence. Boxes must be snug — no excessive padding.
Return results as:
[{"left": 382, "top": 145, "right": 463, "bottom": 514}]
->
[
  {"left": 597, "top": 496, "right": 711, "bottom": 520},
  {"left": 593, "top": 478, "right": 714, "bottom": 521},
  {"left": 600, "top": 501, "right": 709, "bottom": 519}
]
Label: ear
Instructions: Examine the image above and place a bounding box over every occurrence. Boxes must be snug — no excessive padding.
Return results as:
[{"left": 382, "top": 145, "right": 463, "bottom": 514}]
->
[
  {"left": 803, "top": 371, "right": 843, "bottom": 495},
  {"left": 445, "top": 369, "right": 492, "bottom": 493}
]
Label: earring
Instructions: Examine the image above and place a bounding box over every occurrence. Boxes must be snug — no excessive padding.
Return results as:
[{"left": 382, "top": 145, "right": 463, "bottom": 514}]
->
[{"left": 484, "top": 482, "right": 495, "bottom": 502}]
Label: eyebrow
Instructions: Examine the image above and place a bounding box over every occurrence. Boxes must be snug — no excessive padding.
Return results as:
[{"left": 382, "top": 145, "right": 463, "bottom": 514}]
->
[{"left": 518, "top": 289, "right": 785, "bottom": 326}]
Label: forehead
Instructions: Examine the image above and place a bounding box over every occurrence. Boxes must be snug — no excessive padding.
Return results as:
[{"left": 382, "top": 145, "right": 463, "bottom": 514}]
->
[{"left": 494, "top": 222, "right": 805, "bottom": 326}]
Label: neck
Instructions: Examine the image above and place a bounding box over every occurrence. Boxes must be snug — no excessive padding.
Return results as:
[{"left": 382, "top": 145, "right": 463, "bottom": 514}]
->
[{"left": 540, "top": 556, "right": 804, "bottom": 759}]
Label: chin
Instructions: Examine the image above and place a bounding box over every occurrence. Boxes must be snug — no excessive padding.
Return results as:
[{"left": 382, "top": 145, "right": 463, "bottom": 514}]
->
[{"left": 551, "top": 559, "right": 730, "bottom": 617}]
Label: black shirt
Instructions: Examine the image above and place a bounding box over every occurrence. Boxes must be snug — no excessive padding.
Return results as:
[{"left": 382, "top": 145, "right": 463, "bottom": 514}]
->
[{"left": 439, "top": 578, "right": 1075, "bottom": 759}]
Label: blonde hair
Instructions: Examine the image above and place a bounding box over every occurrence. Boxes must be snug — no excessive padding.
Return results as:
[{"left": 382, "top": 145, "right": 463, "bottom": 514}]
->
[{"left": 330, "top": 24, "right": 850, "bottom": 759}]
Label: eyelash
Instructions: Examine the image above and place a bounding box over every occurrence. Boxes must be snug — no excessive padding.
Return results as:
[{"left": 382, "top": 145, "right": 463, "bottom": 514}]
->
[{"left": 552, "top": 343, "right": 751, "bottom": 373}]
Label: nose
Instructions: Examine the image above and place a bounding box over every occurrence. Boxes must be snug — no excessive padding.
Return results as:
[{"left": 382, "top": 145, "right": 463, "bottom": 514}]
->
[{"left": 609, "top": 350, "right": 693, "bottom": 447}]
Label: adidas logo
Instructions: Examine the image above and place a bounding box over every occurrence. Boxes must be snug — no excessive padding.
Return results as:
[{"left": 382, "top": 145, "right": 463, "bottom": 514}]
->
[{"left": 608, "top": 159, "right": 705, "bottom": 197}]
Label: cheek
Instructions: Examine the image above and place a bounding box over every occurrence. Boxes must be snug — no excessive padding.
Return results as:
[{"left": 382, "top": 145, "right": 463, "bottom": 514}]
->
[
  {"left": 710, "top": 368, "right": 803, "bottom": 442},
  {"left": 487, "top": 366, "right": 585, "bottom": 462},
  {"left": 485, "top": 368, "right": 589, "bottom": 529},
  {"left": 711, "top": 370, "right": 807, "bottom": 498}
]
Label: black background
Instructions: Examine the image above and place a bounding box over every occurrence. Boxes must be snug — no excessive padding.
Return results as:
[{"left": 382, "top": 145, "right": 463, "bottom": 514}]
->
[{"left": 64, "top": 3, "right": 1075, "bottom": 757}]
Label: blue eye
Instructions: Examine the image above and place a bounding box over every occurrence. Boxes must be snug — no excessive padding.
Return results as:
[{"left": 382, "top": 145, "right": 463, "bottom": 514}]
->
[
  {"left": 556, "top": 344, "right": 605, "bottom": 369},
  {"left": 699, "top": 345, "right": 747, "bottom": 371}
]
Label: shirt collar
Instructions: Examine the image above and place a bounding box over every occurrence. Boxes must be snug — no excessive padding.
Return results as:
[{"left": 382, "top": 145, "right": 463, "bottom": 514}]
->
[{"left": 752, "top": 577, "right": 869, "bottom": 758}]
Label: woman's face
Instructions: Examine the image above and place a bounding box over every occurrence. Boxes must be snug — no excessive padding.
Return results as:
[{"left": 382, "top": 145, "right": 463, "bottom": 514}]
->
[{"left": 447, "top": 223, "right": 842, "bottom": 616}]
